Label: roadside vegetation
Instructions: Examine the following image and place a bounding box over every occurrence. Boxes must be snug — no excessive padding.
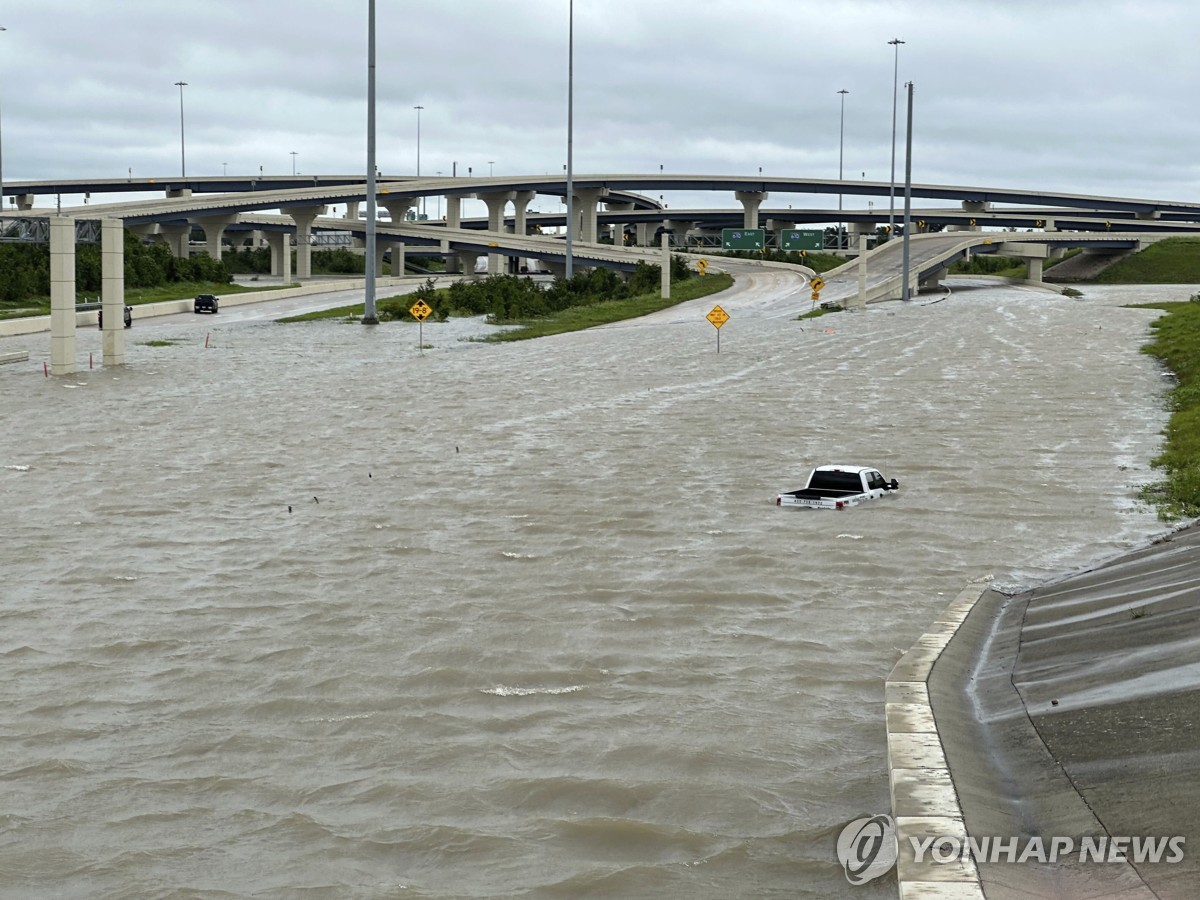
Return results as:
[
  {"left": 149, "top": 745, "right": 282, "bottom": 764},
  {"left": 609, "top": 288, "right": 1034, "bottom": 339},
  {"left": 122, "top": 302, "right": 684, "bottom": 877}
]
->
[
  {"left": 275, "top": 257, "right": 733, "bottom": 340},
  {"left": 711, "top": 248, "right": 844, "bottom": 272},
  {"left": 1137, "top": 296, "right": 1200, "bottom": 519},
  {"left": 1095, "top": 237, "right": 1200, "bottom": 283}
]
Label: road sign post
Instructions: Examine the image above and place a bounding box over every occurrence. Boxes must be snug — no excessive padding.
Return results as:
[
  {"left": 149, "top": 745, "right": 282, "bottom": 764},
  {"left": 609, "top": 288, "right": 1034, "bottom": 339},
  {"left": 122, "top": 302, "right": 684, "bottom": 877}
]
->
[
  {"left": 410, "top": 298, "right": 432, "bottom": 351},
  {"left": 706, "top": 304, "right": 729, "bottom": 352}
]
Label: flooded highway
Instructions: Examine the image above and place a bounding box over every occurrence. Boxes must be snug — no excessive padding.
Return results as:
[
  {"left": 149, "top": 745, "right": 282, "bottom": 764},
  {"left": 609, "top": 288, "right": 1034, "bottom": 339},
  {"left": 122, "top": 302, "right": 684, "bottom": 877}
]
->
[{"left": 0, "top": 272, "right": 1180, "bottom": 898}]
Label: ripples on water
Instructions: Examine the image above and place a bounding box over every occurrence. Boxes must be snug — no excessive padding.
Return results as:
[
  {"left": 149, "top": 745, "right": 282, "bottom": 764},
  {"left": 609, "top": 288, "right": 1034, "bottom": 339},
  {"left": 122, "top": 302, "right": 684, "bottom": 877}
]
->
[{"left": 0, "top": 280, "right": 1178, "bottom": 898}]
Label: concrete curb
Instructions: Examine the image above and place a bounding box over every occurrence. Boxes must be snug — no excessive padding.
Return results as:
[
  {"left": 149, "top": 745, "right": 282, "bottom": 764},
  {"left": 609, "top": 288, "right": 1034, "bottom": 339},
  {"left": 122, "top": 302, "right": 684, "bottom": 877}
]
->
[
  {"left": 886, "top": 579, "right": 991, "bottom": 899},
  {"left": 0, "top": 275, "right": 419, "bottom": 337}
]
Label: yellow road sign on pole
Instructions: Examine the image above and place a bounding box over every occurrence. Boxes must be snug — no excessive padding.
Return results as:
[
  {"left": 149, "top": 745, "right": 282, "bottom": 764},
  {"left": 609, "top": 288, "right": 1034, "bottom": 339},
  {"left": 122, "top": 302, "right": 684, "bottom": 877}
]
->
[
  {"left": 697, "top": 258, "right": 708, "bottom": 276},
  {"left": 810, "top": 276, "right": 826, "bottom": 293},
  {"left": 409, "top": 299, "right": 432, "bottom": 321},
  {"left": 706, "top": 305, "right": 729, "bottom": 328}
]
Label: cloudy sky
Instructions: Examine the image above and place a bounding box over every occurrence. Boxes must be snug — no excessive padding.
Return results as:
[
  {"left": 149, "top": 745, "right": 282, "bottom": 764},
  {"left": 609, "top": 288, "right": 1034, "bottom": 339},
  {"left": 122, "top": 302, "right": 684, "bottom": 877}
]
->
[{"left": 3, "top": 0, "right": 1198, "bottom": 213}]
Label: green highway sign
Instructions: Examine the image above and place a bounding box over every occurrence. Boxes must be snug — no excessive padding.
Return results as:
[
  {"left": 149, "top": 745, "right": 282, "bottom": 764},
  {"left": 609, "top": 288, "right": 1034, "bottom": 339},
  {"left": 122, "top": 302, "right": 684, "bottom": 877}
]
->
[
  {"left": 779, "top": 229, "right": 824, "bottom": 251},
  {"left": 721, "top": 228, "right": 765, "bottom": 250}
]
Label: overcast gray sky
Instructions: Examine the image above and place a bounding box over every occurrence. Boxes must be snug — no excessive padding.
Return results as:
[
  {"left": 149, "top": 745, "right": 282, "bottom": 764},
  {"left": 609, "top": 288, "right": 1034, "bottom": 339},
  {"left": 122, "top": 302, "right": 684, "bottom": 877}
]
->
[{"left": 3, "top": 0, "right": 1198, "bottom": 213}]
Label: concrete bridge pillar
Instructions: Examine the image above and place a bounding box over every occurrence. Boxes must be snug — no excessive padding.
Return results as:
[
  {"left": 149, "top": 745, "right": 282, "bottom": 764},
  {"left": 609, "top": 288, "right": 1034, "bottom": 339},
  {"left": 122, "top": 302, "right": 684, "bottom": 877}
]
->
[
  {"left": 166, "top": 188, "right": 192, "bottom": 200},
  {"left": 572, "top": 187, "right": 609, "bottom": 243},
  {"left": 443, "top": 194, "right": 465, "bottom": 273},
  {"left": 663, "top": 220, "right": 694, "bottom": 247},
  {"left": 457, "top": 251, "right": 479, "bottom": 276},
  {"left": 478, "top": 191, "right": 513, "bottom": 274},
  {"left": 512, "top": 190, "right": 537, "bottom": 235},
  {"left": 344, "top": 200, "right": 360, "bottom": 221},
  {"left": 543, "top": 260, "right": 567, "bottom": 280},
  {"left": 14, "top": 193, "right": 35, "bottom": 211},
  {"left": 265, "top": 231, "right": 293, "bottom": 283},
  {"left": 636, "top": 222, "right": 651, "bottom": 246},
  {"left": 101, "top": 219, "right": 126, "bottom": 367},
  {"left": 606, "top": 201, "right": 636, "bottom": 246},
  {"left": 1027, "top": 257, "right": 1044, "bottom": 281},
  {"left": 735, "top": 191, "right": 768, "bottom": 230},
  {"left": 287, "top": 205, "right": 325, "bottom": 280},
  {"left": 49, "top": 216, "right": 76, "bottom": 376},
  {"left": 157, "top": 223, "right": 191, "bottom": 258},
  {"left": 392, "top": 243, "right": 406, "bottom": 276},
  {"left": 380, "top": 196, "right": 418, "bottom": 224},
  {"left": 190, "top": 214, "right": 238, "bottom": 261}
]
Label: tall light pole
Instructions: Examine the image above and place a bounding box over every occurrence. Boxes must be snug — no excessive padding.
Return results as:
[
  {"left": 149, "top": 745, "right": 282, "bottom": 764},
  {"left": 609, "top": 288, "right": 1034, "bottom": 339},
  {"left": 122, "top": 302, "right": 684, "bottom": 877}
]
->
[
  {"left": 887, "top": 38, "right": 904, "bottom": 239},
  {"left": 174, "top": 80, "right": 188, "bottom": 179},
  {"left": 838, "top": 88, "right": 848, "bottom": 251},
  {"left": 902, "top": 81, "right": 915, "bottom": 302},
  {"left": 363, "top": 0, "right": 379, "bottom": 324},
  {"left": 0, "top": 26, "right": 7, "bottom": 220},
  {"left": 488, "top": 160, "right": 495, "bottom": 177},
  {"left": 290, "top": 151, "right": 298, "bottom": 176},
  {"left": 565, "top": 0, "right": 575, "bottom": 278},
  {"left": 413, "top": 104, "right": 424, "bottom": 218}
]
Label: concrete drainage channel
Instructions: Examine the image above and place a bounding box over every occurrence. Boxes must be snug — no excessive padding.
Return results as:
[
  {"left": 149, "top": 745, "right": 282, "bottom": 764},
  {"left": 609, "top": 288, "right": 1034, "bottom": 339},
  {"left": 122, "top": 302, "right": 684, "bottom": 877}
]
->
[{"left": 885, "top": 579, "right": 991, "bottom": 898}]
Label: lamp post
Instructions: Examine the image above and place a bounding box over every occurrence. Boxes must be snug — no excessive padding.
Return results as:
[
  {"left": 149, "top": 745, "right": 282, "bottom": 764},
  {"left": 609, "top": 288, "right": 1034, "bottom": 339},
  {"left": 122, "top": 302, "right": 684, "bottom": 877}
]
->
[
  {"left": 887, "top": 38, "right": 904, "bottom": 239},
  {"left": 413, "top": 104, "right": 424, "bottom": 218},
  {"left": 565, "top": 0, "right": 575, "bottom": 278},
  {"left": 0, "top": 26, "right": 7, "bottom": 219},
  {"left": 222, "top": 162, "right": 227, "bottom": 176},
  {"left": 838, "top": 88, "right": 848, "bottom": 251},
  {"left": 363, "top": 0, "right": 379, "bottom": 324},
  {"left": 488, "top": 160, "right": 495, "bottom": 177},
  {"left": 290, "top": 151, "right": 298, "bottom": 176},
  {"left": 174, "top": 80, "right": 188, "bottom": 178}
]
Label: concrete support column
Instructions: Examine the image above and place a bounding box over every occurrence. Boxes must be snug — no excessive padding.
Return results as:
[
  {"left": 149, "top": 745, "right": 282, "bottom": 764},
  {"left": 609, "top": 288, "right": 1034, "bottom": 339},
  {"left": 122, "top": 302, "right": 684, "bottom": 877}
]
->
[
  {"left": 15, "top": 193, "right": 35, "bottom": 211},
  {"left": 380, "top": 196, "right": 418, "bottom": 224},
  {"left": 635, "top": 222, "right": 650, "bottom": 246},
  {"left": 444, "top": 195, "right": 465, "bottom": 273},
  {"left": 157, "top": 223, "right": 190, "bottom": 258},
  {"left": 50, "top": 216, "right": 76, "bottom": 376},
  {"left": 392, "top": 243, "right": 406, "bottom": 276},
  {"left": 479, "top": 191, "right": 513, "bottom": 275},
  {"left": 287, "top": 205, "right": 325, "bottom": 280},
  {"left": 101, "top": 219, "right": 126, "bottom": 366},
  {"left": 572, "top": 187, "right": 608, "bottom": 244},
  {"left": 606, "top": 201, "right": 635, "bottom": 246},
  {"left": 543, "top": 260, "right": 567, "bottom": 279},
  {"left": 191, "top": 214, "right": 237, "bottom": 261},
  {"left": 266, "top": 231, "right": 293, "bottom": 283},
  {"left": 344, "top": 200, "right": 360, "bottom": 220},
  {"left": 735, "top": 191, "right": 768, "bottom": 230},
  {"left": 374, "top": 242, "right": 389, "bottom": 277},
  {"left": 663, "top": 220, "right": 694, "bottom": 247},
  {"left": 1027, "top": 257, "right": 1044, "bottom": 281},
  {"left": 512, "top": 190, "right": 537, "bottom": 235},
  {"left": 457, "top": 251, "right": 479, "bottom": 276},
  {"left": 166, "top": 188, "right": 192, "bottom": 200}
]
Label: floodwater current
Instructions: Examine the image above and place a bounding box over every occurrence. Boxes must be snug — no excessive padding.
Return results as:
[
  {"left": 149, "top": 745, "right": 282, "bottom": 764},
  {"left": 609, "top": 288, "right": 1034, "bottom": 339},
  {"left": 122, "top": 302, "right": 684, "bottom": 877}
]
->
[{"left": 0, "top": 273, "right": 1183, "bottom": 898}]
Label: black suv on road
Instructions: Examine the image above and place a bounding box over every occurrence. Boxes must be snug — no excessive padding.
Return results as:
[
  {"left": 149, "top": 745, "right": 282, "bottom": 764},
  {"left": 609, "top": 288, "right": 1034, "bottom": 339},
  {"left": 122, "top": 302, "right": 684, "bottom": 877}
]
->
[{"left": 194, "top": 294, "right": 219, "bottom": 314}]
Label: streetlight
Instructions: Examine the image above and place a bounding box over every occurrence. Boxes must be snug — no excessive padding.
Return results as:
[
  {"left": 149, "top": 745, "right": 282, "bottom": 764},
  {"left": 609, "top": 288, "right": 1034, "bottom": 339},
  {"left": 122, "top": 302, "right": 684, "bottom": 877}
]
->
[
  {"left": 0, "top": 26, "right": 7, "bottom": 219},
  {"left": 290, "top": 151, "right": 298, "bottom": 176},
  {"left": 363, "top": 0, "right": 379, "bottom": 325},
  {"left": 488, "top": 160, "right": 494, "bottom": 176},
  {"left": 887, "top": 38, "right": 905, "bottom": 238},
  {"left": 413, "top": 104, "right": 424, "bottom": 217},
  {"left": 838, "top": 88, "right": 848, "bottom": 251},
  {"left": 222, "top": 162, "right": 227, "bottom": 176},
  {"left": 565, "top": 0, "right": 575, "bottom": 277},
  {"left": 174, "top": 80, "right": 188, "bottom": 178}
]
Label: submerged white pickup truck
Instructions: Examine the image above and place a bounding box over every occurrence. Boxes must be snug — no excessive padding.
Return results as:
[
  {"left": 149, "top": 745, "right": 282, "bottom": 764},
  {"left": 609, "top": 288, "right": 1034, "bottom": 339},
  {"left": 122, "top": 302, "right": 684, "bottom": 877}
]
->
[{"left": 775, "top": 465, "right": 900, "bottom": 509}]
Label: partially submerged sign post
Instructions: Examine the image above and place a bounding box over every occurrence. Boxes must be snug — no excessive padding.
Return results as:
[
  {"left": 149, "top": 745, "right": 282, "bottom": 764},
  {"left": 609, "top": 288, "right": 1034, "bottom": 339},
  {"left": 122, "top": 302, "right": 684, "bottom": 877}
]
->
[
  {"left": 707, "top": 304, "right": 729, "bottom": 353},
  {"left": 410, "top": 298, "right": 431, "bottom": 351}
]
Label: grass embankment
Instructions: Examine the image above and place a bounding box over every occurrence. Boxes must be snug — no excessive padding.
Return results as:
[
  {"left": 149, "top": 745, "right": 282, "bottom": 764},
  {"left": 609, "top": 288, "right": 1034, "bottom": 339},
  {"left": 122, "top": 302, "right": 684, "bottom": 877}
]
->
[
  {"left": 275, "top": 273, "right": 735, "bottom": 339},
  {"left": 1096, "top": 237, "right": 1200, "bottom": 283},
  {"left": 486, "top": 273, "right": 732, "bottom": 341},
  {"left": 1138, "top": 299, "right": 1200, "bottom": 519}
]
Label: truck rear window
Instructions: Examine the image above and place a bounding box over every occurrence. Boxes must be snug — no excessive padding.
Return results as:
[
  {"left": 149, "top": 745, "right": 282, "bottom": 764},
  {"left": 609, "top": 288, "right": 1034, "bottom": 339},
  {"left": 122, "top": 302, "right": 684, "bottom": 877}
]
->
[{"left": 808, "top": 471, "right": 864, "bottom": 491}]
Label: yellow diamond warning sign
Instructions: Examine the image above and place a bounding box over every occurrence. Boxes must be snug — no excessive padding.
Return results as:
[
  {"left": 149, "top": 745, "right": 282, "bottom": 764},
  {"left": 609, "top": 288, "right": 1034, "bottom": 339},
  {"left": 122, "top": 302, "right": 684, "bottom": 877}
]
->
[
  {"left": 409, "top": 299, "right": 432, "bottom": 321},
  {"left": 707, "top": 305, "right": 729, "bottom": 329}
]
